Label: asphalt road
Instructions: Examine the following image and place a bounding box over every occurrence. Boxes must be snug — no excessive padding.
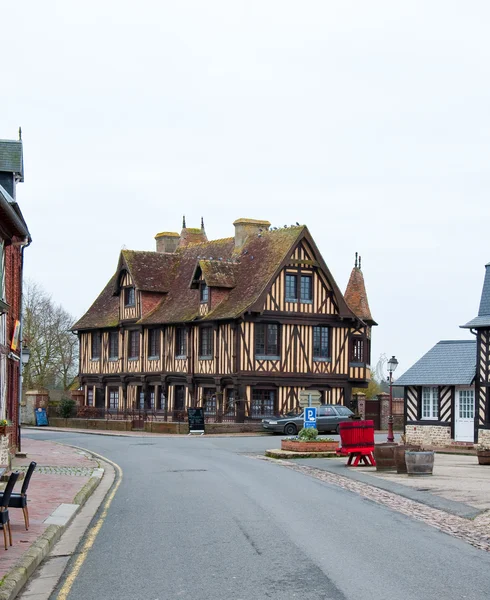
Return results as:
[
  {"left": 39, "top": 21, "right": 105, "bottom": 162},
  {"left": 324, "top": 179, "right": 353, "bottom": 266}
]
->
[{"left": 25, "top": 430, "right": 490, "bottom": 600}]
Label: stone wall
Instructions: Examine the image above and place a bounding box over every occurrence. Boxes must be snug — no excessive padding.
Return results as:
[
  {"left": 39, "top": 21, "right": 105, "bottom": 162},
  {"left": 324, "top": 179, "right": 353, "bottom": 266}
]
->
[
  {"left": 405, "top": 424, "right": 452, "bottom": 447},
  {"left": 477, "top": 429, "right": 490, "bottom": 446},
  {"left": 43, "top": 417, "right": 264, "bottom": 435}
]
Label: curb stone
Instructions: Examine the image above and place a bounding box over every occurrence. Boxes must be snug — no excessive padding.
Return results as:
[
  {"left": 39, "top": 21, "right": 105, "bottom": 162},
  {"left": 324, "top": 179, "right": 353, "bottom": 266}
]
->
[{"left": 0, "top": 466, "right": 104, "bottom": 600}]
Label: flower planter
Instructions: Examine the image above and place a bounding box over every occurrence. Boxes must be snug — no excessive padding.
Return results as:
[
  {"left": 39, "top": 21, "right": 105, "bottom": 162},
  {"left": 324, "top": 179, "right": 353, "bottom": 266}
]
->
[
  {"left": 477, "top": 450, "right": 490, "bottom": 465},
  {"left": 281, "top": 440, "right": 338, "bottom": 453},
  {"left": 394, "top": 444, "right": 421, "bottom": 474},
  {"left": 374, "top": 443, "right": 397, "bottom": 471},
  {"left": 405, "top": 451, "right": 434, "bottom": 476}
]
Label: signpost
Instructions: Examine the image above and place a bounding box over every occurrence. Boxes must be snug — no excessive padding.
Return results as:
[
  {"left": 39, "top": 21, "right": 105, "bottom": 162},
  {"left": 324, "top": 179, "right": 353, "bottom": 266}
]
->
[
  {"left": 304, "top": 406, "right": 317, "bottom": 429},
  {"left": 187, "top": 407, "right": 205, "bottom": 435},
  {"left": 35, "top": 407, "right": 49, "bottom": 427}
]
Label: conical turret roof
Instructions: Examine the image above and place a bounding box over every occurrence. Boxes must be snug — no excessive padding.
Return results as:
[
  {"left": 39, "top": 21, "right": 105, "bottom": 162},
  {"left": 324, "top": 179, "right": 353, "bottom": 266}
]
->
[{"left": 344, "top": 254, "right": 376, "bottom": 325}]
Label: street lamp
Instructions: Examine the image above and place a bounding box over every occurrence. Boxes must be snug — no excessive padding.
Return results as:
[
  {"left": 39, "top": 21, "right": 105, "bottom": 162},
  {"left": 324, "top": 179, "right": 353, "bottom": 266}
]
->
[
  {"left": 387, "top": 355, "right": 398, "bottom": 443},
  {"left": 18, "top": 346, "right": 30, "bottom": 453}
]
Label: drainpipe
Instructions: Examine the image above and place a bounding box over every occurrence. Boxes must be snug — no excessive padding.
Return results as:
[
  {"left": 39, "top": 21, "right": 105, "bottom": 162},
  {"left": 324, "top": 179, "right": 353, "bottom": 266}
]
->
[{"left": 17, "top": 237, "right": 31, "bottom": 453}]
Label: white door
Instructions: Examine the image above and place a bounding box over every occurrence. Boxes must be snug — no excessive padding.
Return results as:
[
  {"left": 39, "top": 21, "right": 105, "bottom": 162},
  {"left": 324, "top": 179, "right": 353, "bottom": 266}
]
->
[{"left": 455, "top": 389, "right": 475, "bottom": 442}]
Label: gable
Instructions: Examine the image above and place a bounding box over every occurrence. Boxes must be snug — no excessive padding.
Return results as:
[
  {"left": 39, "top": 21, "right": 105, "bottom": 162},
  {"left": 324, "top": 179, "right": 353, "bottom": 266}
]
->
[{"left": 262, "top": 239, "right": 341, "bottom": 315}]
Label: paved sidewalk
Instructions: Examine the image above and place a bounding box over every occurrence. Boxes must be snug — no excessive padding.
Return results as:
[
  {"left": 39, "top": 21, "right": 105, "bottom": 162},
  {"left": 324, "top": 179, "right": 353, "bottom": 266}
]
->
[{"left": 0, "top": 438, "right": 99, "bottom": 583}]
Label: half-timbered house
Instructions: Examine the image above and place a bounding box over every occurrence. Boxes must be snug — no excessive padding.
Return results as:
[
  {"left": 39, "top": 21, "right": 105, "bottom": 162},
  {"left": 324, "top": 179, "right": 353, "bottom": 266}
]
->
[
  {"left": 461, "top": 262, "right": 490, "bottom": 445},
  {"left": 72, "top": 218, "right": 376, "bottom": 421}
]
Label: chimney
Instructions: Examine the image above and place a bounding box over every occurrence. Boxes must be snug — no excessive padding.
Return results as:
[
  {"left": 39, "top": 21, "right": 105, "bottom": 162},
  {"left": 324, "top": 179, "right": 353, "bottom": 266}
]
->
[
  {"left": 233, "top": 218, "right": 271, "bottom": 249},
  {"left": 155, "top": 231, "right": 180, "bottom": 253}
]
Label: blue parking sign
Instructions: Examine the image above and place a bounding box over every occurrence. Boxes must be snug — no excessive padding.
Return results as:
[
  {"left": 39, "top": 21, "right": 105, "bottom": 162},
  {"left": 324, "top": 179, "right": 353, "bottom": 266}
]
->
[{"left": 304, "top": 406, "right": 317, "bottom": 429}]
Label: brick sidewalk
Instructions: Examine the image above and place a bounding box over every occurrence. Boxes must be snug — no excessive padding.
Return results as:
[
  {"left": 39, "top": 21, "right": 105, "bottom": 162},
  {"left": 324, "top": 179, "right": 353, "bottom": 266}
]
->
[{"left": 0, "top": 438, "right": 98, "bottom": 578}]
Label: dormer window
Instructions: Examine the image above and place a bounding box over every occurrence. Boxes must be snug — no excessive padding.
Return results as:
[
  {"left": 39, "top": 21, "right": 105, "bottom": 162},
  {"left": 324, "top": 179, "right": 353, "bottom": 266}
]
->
[
  {"left": 200, "top": 283, "right": 209, "bottom": 304},
  {"left": 124, "top": 287, "right": 135, "bottom": 307}
]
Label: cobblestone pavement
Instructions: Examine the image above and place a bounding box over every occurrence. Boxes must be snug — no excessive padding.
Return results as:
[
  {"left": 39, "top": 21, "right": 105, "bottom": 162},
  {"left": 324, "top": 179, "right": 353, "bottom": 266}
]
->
[
  {"left": 0, "top": 438, "right": 99, "bottom": 579},
  {"left": 261, "top": 457, "right": 490, "bottom": 552}
]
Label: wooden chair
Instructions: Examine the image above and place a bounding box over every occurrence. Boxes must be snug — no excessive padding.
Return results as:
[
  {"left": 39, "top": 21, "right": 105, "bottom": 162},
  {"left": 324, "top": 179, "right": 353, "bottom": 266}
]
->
[
  {"left": 0, "top": 461, "right": 36, "bottom": 531},
  {"left": 0, "top": 472, "right": 20, "bottom": 550}
]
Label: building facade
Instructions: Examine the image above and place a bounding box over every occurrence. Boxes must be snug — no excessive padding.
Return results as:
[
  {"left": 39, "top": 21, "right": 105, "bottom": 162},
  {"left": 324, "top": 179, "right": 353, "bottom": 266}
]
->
[
  {"left": 397, "top": 340, "right": 476, "bottom": 446},
  {"left": 0, "top": 133, "right": 30, "bottom": 453},
  {"left": 73, "top": 219, "right": 376, "bottom": 420},
  {"left": 461, "top": 262, "right": 490, "bottom": 446}
]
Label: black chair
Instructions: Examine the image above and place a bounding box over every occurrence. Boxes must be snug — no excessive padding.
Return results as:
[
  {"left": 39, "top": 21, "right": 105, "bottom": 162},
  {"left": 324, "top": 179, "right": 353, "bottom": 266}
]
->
[
  {"left": 0, "top": 471, "right": 20, "bottom": 550},
  {"left": 0, "top": 461, "right": 37, "bottom": 531}
]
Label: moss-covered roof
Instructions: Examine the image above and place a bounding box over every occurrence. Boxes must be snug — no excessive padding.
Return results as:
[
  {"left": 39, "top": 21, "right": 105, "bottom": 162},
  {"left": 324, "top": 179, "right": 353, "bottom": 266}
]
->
[{"left": 73, "top": 225, "right": 361, "bottom": 330}]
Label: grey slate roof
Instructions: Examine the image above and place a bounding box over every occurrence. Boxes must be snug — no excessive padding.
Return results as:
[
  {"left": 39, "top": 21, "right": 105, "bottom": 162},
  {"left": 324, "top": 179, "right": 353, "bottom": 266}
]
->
[
  {"left": 0, "top": 140, "right": 23, "bottom": 179},
  {"left": 461, "top": 263, "right": 490, "bottom": 329},
  {"left": 395, "top": 340, "right": 476, "bottom": 386}
]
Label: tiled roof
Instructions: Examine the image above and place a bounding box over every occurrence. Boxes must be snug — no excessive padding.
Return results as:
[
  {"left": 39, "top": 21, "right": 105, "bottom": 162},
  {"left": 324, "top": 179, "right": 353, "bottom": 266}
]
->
[
  {"left": 461, "top": 263, "right": 490, "bottom": 329},
  {"left": 395, "top": 340, "right": 476, "bottom": 386},
  {"left": 344, "top": 266, "right": 375, "bottom": 324},
  {"left": 73, "top": 225, "right": 359, "bottom": 329},
  {"left": 0, "top": 140, "right": 23, "bottom": 179},
  {"left": 120, "top": 250, "right": 177, "bottom": 293},
  {"left": 72, "top": 275, "right": 119, "bottom": 330},
  {"left": 199, "top": 260, "right": 236, "bottom": 288}
]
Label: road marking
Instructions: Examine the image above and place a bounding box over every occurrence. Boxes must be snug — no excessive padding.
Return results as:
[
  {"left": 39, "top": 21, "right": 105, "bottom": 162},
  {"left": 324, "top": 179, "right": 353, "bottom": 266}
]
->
[{"left": 55, "top": 450, "right": 123, "bottom": 600}]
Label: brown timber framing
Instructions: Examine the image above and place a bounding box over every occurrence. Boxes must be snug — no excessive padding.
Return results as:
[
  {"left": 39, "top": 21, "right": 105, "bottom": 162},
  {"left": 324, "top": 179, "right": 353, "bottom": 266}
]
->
[{"left": 76, "top": 224, "right": 373, "bottom": 419}]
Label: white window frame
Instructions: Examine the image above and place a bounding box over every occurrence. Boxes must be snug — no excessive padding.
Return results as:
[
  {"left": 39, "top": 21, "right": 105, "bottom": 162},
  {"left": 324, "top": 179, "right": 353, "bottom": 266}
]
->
[{"left": 422, "top": 386, "right": 439, "bottom": 420}]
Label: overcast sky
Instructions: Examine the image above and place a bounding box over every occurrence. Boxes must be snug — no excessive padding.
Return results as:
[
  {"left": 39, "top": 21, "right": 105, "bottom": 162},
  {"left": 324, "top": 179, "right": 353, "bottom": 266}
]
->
[{"left": 3, "top": 1, "right": 490, "bottom": 379}]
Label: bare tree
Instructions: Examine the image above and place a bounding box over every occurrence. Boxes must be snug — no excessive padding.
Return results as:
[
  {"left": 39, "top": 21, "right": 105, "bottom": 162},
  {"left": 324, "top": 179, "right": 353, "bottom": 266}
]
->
[{"left": 22, "top": 280, "right": 78, "bottom": 391}]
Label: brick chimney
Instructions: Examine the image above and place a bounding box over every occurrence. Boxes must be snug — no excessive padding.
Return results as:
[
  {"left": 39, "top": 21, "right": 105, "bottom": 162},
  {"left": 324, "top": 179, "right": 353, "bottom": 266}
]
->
[
  {"left": 155, "top": 231, "right": 180, "bottom": 253},
  {"left": 233, "top": 218, "right": 271, "bottom": 249}
]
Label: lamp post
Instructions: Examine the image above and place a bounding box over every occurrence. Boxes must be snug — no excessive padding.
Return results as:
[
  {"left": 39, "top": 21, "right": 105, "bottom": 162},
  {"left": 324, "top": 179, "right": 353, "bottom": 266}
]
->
[
  {"left": 18, "top": 346, "right": 30, "bottom": 453},
  {"left": 387, "top": 355, "right": 398, "bottom": 443}
]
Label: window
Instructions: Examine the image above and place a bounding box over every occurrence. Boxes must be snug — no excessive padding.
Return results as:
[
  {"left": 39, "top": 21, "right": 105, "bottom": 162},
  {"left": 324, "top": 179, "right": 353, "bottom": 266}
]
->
[
  {"left": 459, "top": 390, "right": 474, "bottom": 419},
  {"left": 200, "top": 283, "right": 209, "bottom": 304},
  {"left": 128, "top": 330, "right": 140, "bottom": 359},
  {"left": 351, "top": 338, "right": 364, "bottom": 363},
  {"left": 87, "top": 388, "right": 94, "bottom": 407},
  {"left": 251, "top": 389, "right": 276, "bottom": 418},
  {"left": 176, "top": 327, "right": 187, "bottom": 357},
  {"left": 313, "top": 326, "right": 330, "bottom": 359},
  {"left": 109, "top": 388, "right": 119, "bottom": 410},
  {"left": 138, "top": 389, "right": 145, "bottom": 410},
  {"left": 91, "top": 332, "right": 101, "bottom": 360},
  {"left": 255, "top": 324, "right": 279, "bottom": 357},
  {"left": 149, "top": 390, "right": 155, "bottom": 410},
  {"left": 124, "top": 287, "right": 135, "bottom": 307},
  {"left": 203, "top": 388, "right": 216, "bottom": 415},
  {"left": 285, "top": 274, "right": 297, "bottom": 301},
  {"left": 109, "top": 331, "right": 119, "bottom": 360},
  {"left": 422, "top": 387, "right": 439, "bottom": 420},
  {"left": 300, "top": 275, "right": 312, "bottom": 303},
  {"left": 148, "top": 329, "right": 160, "bottom": 358},
  {"left": 199, "top": 327, "right": 213, "bottom": 358},
  {"left": 225, "top": 389, "right": 235, "bottom": 415}
]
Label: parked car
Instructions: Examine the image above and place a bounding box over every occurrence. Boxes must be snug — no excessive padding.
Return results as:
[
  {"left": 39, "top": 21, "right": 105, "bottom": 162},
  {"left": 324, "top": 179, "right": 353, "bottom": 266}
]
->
[{"left": 262, "top": 404, "right": 355, "bottom": 435}]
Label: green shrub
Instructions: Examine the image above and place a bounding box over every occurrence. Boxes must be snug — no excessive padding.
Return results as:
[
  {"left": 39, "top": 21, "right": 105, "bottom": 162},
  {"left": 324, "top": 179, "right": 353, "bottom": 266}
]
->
[
  {"left": 298, "top": 427, "right": 318, "bottom": 441},
  {"left": 58, "top": 397, "right": 76, "bottom": 418}
]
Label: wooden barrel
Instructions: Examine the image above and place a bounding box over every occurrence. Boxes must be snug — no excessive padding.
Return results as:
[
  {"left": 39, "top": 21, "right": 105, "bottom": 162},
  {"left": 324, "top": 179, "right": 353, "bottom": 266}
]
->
[
  {"left": 339, "top": 420, "right": 375, "bottom": 450},
  {"left": 405, "top": 451, "right": 434, "bottom": 476},
  {"left": 373, "top": 443, "right": 397, "bottom": 471},
  {"left": 395, "top": 444, "right": 421, "bottom": 473}
]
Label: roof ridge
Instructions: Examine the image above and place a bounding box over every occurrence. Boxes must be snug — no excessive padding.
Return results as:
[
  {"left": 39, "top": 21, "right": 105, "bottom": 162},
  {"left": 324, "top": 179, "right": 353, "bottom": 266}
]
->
[{"left": 438, "top": 340, "right": 475, "bottom": 344}]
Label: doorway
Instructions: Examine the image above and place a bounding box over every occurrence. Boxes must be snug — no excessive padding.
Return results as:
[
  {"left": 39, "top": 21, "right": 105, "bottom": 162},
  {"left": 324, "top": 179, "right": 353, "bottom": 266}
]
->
[{"left": 455, "top": 388, "right": 475, "bottom": 442}]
